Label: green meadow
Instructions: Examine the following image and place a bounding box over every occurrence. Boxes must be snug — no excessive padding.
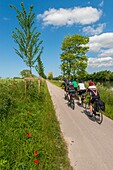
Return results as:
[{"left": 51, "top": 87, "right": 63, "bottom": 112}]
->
[{"left": 0, "top": 79, "right": 72, "bottom": 170}]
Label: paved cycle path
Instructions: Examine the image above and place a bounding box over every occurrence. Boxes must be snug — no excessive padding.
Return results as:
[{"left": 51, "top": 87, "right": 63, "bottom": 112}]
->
[{"left": 46, "top": 80, "right": 113, "bottom": 170}]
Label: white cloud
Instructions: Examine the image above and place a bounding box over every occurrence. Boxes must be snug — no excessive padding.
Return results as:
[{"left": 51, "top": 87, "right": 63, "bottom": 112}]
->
[
  {"left": 83, "top": 23, "right": 106, "bottom": 35},
  {"left": 37, "top": 7, "right": 102, "bottom": 26},
  {"left": 100, "top": 48, "right": 113, "bottom": 57},
  {"left": 88, "top": 32, "right": 113, "bottom": 52},
  {"left": 88, "top": 57, "right": 113, "bottom": 67},
  {"left": 88, "top": 33, "right": 113, "bottom": 68}
]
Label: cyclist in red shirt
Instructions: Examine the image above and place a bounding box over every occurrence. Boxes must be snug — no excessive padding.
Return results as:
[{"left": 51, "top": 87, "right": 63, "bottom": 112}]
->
[{"left": 86, "top": 81, "right": 100, "bottom": 117}]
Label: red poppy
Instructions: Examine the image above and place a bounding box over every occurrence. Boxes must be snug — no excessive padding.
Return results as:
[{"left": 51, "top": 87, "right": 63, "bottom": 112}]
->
[
  {"left": 34, "top": 159, "right": 39, "bottom": 164},
  {"left": 34, "top": 151, "right": 38, "bottom": 156},
  {"left": 26, "top": 132, "right": 31, "bottom": 137},
  {"left": 29, "top": 110, "right": 32, "bottom": 114}
]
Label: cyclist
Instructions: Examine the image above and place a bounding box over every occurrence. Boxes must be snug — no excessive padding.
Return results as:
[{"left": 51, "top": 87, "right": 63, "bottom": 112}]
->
[
  {"left": 86, "top": 81, "right": 100, "bottom": 117},
  {"left": 63, "top": 79, "right": 69, "bottom": 99},
  {"left": 71, "top": 79, "right": 78, "bottom": 91},
  {"left": 78, "top": 80, "right": 86, "bottom": 105},
  {"left": 63, "top": 79, "right": 69, "bottom": 92},
  {"left": 67, "top": 81, "right": 76, "bottom": 104}
]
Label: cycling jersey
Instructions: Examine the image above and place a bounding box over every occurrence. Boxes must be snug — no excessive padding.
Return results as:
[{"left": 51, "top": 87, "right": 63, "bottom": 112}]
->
[
  {"left": 72, "top": 80, "right": 78, "bottom": 88},
  {"left": 78, "top": 83, "right": 86, "bottom": 95},
  {"left": 88, "top": 85, "right": 100, "bottom": 103},
  {"left": 78, "top": 83, "right": 86, "bottom": 90}
]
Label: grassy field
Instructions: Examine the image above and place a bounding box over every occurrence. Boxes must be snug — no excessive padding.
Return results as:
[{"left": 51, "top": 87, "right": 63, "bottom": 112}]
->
[
  {"left": 49, "top": 80, "right": 113, "bottom": 120},
  {"left": 0, "top": 79, "right": 73, "bottom": 170},
  {"left": 97, "top": 84, "right": 113, "bottom": 119}
]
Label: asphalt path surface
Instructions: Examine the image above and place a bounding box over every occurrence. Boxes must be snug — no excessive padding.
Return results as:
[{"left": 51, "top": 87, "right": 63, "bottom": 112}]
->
[{"left": 46, "top": 80, "right": 113, "bottom": 170}]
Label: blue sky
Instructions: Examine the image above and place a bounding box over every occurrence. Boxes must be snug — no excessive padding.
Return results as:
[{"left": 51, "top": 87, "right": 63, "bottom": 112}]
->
[{"left": 0, "top": 0, "right": 113, "bottom": 78}]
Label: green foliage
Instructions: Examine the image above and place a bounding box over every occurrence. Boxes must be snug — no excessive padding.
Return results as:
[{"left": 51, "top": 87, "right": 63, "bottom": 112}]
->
[
  {"left": 60, "top": 34, "right": 89, "bottom": 79},
  {"left": 86, "top": 70, "right": 113, "bottom": 82},
  {"left": 10, "top": 2, "right": 43, "bottom": 75},
  {"left": 48, "top": 72, "right": 53, "bottom": 80},
  {"left": 20, "top": 69, "right": 31, "bottom": 78},
  {"left": 97, "top": 85, "right": 113, "bottom": 119},
  {"left": 0, "top": 79, "right": 72, "bottom": 170},
  {"left": 35, "top": 55, "right": 46, "bottom": 79},
  {"left": 49, "top": 80, "right": 63, "bottom": 88}
]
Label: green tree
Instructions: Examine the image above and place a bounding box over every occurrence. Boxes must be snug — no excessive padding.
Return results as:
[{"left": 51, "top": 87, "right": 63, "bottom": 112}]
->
[
  {"left": 86, "top": 70, "right": 113, "bottom": 82},
  {"left": 35, "top": 54, "right": 46, "bottom": 79},
  {"left": 48, "top": 72, "right": 53, "bottom": 80},
  {"left": 60, "top": 34, "right": 89, "bottom": 79},
  {"left": 20, "top": 69, "right": 31, "bottom": 78},
  {"left": 10, "top": 2, "right": 43, "bottom": 76}
]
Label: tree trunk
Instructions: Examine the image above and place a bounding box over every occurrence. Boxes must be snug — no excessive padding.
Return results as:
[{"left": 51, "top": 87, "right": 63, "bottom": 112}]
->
[{"left": 30, "top": 67, "right": 32, "bottom": 77}]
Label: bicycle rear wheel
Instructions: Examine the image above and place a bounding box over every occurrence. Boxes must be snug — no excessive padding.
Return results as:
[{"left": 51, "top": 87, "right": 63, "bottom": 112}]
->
[
  {"left": 64, "top": 93, "right": 68, "bottom": 100},
  {"left": 70, "top": 98, "right": 75, "bottom": 110},
  {"left": 94, "top": 111, "right": 103, "bottom": 124}
]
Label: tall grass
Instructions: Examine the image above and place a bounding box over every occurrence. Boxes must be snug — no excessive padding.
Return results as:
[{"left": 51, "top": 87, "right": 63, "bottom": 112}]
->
[
  {"left": 97, "top": 85, "right": 113, "bottom": 119},
  {"left": 0, "top": 79, "right": 72, "bottom": 170}
]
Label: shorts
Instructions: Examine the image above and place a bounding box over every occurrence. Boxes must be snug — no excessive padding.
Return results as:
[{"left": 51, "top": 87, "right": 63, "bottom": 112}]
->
[
  {"left": 78, "top": 89, "right": 86, "bottom": 95},
  {"left": 68, "top": 90, "right": 76, "bottom": 96},
  {"left": 89, "top": 98, "right": 95, "bottom": 104},
  {"left": 89, "top": 96, "right": 100, "bottom": 104},
  {"left": 74, "top": 87, "right": 78, "bottom": 91}
]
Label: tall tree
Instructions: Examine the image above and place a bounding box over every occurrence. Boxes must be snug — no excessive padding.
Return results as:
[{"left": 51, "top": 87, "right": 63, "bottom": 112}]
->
[
  {"left": 35, "top": 52, "right": 46, "bottom": 79},
  {"left": 60, "top": 34, "right": 89, "bottom": 79},
  {"left": 10, "top": 2, "right": 43, "bottom": 76},
  {"left": 48, "top": 72, "right": 53, "bottom": 80}
]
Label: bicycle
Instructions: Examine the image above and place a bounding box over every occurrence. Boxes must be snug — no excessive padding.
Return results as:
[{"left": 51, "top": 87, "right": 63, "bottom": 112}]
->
[
  {"left": 64, "top": 91, "right": 68, "bottom": 100},
  {"left": 92, "top": 98, "right": 105, "bottom": 124},
  {"left": 68, "top": 93, "right": 75, "bottom": 110},
  {"left": 81, "top": 93, "right": 90, "bottom": 110},
  {"left": 82, "top": 95, "right": 105, "bottom": 124}
]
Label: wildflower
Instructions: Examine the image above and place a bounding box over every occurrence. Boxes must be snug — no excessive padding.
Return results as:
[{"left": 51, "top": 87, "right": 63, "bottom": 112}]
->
[
  {"left": 34, "top": 151, "right": 38, "bottom": 156},
  {"left": 48, "top": 114, "right": 51, "bottom": 116},
  {"left": 26, "top": 132, "right": 31, "bottom": 137},
  {"left": 34, "top": 159, "right": 39, "bottom": 164},
  {"left": 29, "top": 110, "right": 32, "bottom": 114}
]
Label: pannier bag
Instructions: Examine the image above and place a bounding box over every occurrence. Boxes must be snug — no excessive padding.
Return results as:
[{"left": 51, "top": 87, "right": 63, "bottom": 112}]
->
[
  {"left": 94, "top": 100, "right": 99, "bottom": 112},
  {"left": 99, "top": 99, "right": 105, "bottom": 111},
  {"left": 94, "top": 99, "right": 105, "bottom": 112}
]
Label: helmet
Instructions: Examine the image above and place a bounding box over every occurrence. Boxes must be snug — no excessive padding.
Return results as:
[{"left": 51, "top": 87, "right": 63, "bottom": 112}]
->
[
  {"left": 79, "top": 80, "right": 82, "bottom": 83},
  {"left": 89, "top": 81, "right": 94, "bottom": 86}
]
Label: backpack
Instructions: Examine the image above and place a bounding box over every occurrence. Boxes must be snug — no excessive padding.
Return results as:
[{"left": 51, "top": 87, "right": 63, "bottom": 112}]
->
[
  {"left": 89, "top": 88, "right": 100, "bottom": 99},
  {"left": 68, "top": 84, "right": 76, "bottom": 93}
]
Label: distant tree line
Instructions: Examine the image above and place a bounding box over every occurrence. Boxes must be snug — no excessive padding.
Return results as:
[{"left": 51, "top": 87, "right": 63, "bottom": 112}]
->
[
  {"left": 53, "top": 70, "right": 113, "bottom": 82},
  {"left": 86, "top": 70, "right": 113, "bottom": 82}
]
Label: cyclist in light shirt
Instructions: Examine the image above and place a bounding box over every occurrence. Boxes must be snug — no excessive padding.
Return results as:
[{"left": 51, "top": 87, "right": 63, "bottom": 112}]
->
[{"left": 78, "top": 80, "right": 86, "bottom": 104}]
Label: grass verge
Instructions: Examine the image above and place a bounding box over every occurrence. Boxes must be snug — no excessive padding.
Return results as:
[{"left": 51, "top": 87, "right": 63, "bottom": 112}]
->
[{"left": 0, "top": 79, "right": 73, "bottom": 170}]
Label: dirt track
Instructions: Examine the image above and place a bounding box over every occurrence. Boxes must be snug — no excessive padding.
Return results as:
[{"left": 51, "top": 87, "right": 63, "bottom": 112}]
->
[{"left": 46, "top": 80, "right": 113, "bottom": 170}]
